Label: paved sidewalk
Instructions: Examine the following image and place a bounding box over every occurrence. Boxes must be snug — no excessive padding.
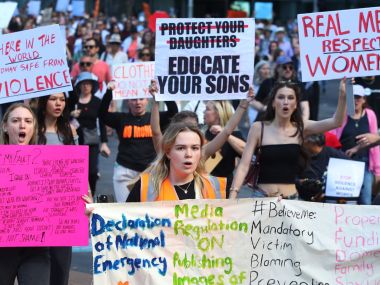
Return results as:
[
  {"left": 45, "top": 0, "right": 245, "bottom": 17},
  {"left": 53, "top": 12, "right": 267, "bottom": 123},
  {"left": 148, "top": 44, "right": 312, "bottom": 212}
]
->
[{"left": 69, "top": 271, "right": 93, "bottom": 285}]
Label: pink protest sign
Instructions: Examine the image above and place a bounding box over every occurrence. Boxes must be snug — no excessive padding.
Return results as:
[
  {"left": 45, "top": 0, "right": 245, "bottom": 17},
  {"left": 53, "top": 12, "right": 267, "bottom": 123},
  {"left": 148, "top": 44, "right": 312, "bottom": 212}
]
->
[{"left": 0, "top": 145, "right": 89, "bottom": 247}]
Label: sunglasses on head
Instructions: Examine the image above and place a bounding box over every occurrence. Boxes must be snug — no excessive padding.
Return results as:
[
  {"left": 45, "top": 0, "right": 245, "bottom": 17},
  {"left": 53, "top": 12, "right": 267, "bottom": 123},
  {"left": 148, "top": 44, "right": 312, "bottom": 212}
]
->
[
  {"left": 84, "top": 45, "right": 96, "bottom": 49},
  {"left": 80, "top": 61, "right": 92, "bottom": 67},
  {"left": 281, "top": 64, "right": 294, "bottom": 71}
]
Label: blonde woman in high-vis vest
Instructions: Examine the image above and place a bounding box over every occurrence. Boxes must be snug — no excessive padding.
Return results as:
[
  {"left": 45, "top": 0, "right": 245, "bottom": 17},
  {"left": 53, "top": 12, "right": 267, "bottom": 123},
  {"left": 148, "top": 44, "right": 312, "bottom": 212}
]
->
[{"left": 127, "top": 122, "right": 227, "bottom": 202}]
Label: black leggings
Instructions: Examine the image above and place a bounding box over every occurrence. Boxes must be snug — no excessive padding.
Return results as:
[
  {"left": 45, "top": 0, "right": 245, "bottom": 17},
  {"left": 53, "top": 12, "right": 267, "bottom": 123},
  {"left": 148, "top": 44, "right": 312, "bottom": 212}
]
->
[
  {"left": 88, "top": 144, "right": 99, "bottom": 196},
  {"left": 49, "top": 247, "right": 72, "bottom": 285},
  {"left": 0, "top": 247, "right": 50, "bottom": 285}
]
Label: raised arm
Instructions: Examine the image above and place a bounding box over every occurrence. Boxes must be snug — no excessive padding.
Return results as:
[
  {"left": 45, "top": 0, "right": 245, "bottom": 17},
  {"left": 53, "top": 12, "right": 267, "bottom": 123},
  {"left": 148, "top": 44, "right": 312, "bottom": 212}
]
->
[
  {"left": 149, "top": 80, "right": 162, "bottom": 152},
  {"left": 98, "top": 84, "right": 123, "bottom": 129},
  {"left": 203, "top": 88, "right": 254, "bottom": 159},
  {"left": 304, "top": 78, "right": 347, "bottom": 136},
  {"left": 229, "top": 122, "right": 261, "bottom": 199}
]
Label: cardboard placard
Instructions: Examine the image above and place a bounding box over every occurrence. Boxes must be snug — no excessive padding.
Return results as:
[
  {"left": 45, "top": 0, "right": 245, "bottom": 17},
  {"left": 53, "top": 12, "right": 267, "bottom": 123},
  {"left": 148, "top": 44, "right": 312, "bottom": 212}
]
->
[
  {"left": 0, "top": 145, "right": 89, "bottom": 247},
  {"left": 298, "top": 7, "right": 380, "bottom": 82},
  {"left": 0, "top": 24, "right": 72, "bottom": 104},
  {"left": 155, "top": 18, "right": 255, "bottom": 101}
]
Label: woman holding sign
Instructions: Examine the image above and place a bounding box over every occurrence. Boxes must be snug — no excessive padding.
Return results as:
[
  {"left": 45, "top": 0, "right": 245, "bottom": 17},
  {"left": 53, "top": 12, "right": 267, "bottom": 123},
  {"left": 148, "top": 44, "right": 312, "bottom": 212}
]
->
[
  {"left": 230, "top": 79, "right": 347, "bottom": 199},
  {"left": 0, "top": 103, "right": 50, "bottom": 285},
  {"left": 69, "top": 72, "right": 111, "bottom": 197},
  {"left": 329, "top": 84, "right": 380, "bottom": 205},
  {"left": 127, "top": 122, "right": 227, "bottom": 202},
  {"left": 36, "top": 93, "right": 77, "bottom": 285}
]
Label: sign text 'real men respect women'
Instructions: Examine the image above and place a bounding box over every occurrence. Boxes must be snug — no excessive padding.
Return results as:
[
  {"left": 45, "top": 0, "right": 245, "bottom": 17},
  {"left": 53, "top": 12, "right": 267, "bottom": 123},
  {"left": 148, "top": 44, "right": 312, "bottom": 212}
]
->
[
  {"left": 154, "top": 18, "right": 255, "bottom": 101},
  {"left": 298, "top": 6, "right": 380, "bottom": 81}
]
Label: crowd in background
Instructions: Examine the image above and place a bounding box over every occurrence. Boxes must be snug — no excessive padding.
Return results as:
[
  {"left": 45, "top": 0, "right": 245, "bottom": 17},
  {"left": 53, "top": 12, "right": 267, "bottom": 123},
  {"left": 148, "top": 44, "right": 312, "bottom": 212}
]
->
[{"left": 1, "top": 5, "right": 380, "bottom": 284}]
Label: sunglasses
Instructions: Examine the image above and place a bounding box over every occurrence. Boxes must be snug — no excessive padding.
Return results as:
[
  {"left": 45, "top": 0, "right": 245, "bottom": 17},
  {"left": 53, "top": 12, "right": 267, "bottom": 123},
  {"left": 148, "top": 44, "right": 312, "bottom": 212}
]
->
[
  {"left": 141, "top": 53, "right": 150, "bottom": 56},
  {"left": 84, "top": 45, "right": 96, "bottom": 49},
  {"left": 281, "top": 64, "right": 294, "bottom": 71},
  {"left": 80, "top": 61, "right": 92, "bottom": 67}
]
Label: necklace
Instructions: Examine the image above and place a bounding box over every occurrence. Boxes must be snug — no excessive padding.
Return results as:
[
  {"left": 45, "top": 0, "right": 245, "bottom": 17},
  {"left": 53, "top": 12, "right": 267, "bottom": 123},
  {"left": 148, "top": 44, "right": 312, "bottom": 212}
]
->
[
  {"left": 174, "top": 181, "right": 193, "bottom": 194},
  {"left": 352, "top": 111, "right": 363, "bottom": 128}
]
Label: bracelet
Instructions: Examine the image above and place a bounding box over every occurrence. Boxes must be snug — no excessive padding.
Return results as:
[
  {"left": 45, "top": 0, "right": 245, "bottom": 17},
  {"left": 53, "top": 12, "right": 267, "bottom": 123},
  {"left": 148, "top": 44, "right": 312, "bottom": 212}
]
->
[
  {"left": 239, "top": 104, "right": 248, "bottom": 110},
  {"left": 230, "top": 188, "right": 240, "bottom": 193}
]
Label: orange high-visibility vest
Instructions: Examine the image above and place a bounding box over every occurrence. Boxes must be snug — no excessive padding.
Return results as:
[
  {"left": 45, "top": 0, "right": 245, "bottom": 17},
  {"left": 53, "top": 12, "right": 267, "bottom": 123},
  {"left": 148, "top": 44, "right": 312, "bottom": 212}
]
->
[{"left": 140, "top": 173, "right": 226, "bottom": 202}]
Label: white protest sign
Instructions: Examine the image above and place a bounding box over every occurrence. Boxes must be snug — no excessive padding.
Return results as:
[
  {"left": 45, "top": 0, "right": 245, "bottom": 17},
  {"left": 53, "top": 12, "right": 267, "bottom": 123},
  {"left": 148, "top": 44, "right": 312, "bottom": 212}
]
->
[
  {"left": 90, "top": 199, "right": 380, "bottom": 285},
  {"left": 325, "top": 158, "right": 365, "bottom": 197},
  {"left": 254, "top": 2, "right": 273, "bottom": 20},
  {"left": 27, "top": 0, "right": 41, "bottom": 16},
  {"left": 298, "top": 7, "right": 380, "bottom": 82},
  {"left": 155, "top": 18, "right": 255, "bottom": 101},
  {"left": 55, "top": 0, "right": 70, "bottom": 12},
  {"left": 0, "top": 2, "right": 18, "bottom": 29},
  {"left": 112, "top": 61, "right": 154, "bottom": 100},
  {"left": 0, "top": 24, "right": 72, "bottom": 104},
  {"left": 71, "top": 0, "right": 85, "bottom": 17}
]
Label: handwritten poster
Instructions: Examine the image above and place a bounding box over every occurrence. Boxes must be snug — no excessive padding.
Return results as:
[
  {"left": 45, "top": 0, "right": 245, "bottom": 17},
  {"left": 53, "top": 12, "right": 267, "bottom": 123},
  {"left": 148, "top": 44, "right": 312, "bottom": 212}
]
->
[
  {"left": 155, "top": 18, "right": 255, "bottom": 101},
  {"left": 0, "top": 145, "right": 89, "bottom": 247},
  {"left": 0, "top": 24, "right": 72, "bottom": 104},
  {"left": 112, "top": 61, "right": 154, "bottom": 100},
  {"left": 325, "top": 158, "right": 365, "bottom": 197},
  {"left": 298, "top": 6, "right": 380, "bottom": 82},
  {"left": 90, "top": 199, "right": 380, "bottom": 285}
]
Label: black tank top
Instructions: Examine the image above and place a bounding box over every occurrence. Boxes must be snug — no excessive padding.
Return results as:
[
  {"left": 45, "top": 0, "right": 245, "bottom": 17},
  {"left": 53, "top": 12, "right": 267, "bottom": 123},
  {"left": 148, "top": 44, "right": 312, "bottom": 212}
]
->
[{"left": 257, "top": 144, "right": 301, "bottom": 184}]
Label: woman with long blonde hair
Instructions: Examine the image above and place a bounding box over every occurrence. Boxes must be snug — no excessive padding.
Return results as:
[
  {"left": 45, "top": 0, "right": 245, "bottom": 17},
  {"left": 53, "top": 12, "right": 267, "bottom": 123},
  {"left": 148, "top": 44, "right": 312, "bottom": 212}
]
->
[{"left": 127, "top": 122, "right": 226, "bottom": 202}]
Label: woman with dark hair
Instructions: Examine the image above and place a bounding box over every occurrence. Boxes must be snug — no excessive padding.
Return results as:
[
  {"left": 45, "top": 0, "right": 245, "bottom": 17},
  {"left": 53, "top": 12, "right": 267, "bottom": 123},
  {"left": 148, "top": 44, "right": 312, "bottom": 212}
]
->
[
  {"left": 36, "top": 93, "right": 76, "bottom": 285},
  {"left": 69, "top": 72, "right": 110, "bottom": 196},
  {"left": 37, "top": 93, "right": 77, "bottom": 145},
  {"left": 230, "top": 79, "right": 347, "bottom": 199}
]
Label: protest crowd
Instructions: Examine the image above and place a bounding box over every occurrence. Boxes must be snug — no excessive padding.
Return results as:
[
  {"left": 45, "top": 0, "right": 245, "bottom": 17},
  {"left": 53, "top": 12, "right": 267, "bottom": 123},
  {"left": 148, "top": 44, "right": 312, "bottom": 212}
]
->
[{"left": 1, "top": 2, "right": 380, "bottom": 285}]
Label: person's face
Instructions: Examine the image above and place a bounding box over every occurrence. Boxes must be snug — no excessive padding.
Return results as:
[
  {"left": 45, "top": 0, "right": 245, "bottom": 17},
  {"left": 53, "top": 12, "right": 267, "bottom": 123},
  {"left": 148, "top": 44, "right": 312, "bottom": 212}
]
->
[
  {"left": 258, "top": 64, "right": 271, "bottom": 80},
  {"left": 110, "top": 42, "right": 120, "bottom": 53},
  {"left": 272, "top": 87, "right": 297, "bottom": 118},
  {"left": 354, "top": 95, "right": 365, "bottom": 112},
  {"left": 279, "top": 63, "right": 294, "bottom": 80},
  {"left": 166, "top": 131, "right": 202, "bottom": 179},
  {"left": 84, "top": 40, "right": 99, "bottom": 57},
  {"left": 276, "top": 32, "right": 285, "bottom": 40},
  {"left": 3, "top": 107, "right": 35, "bottom": 145},
  {"left": 46, "top": 93, "right": 66, "bottom": 119},
  {"left": 79, "top": 81, "right": 93, "bottom": 95},
  {"left": 270, "top": 42, "right": 278, "bottom": 52},
  {"left": 93, "top": 30, "right": 101, "bottom": 40},
  {"left": 79, "top": 57, "right": 93, "bottom": 71},
  {"left": 140, "top": 49, "right": 151, "bottom": 62},
  {"left": 127, "top": 99, "right": 148, "bottom": 116},
  {"left": 204, "top": 102, "right": 219, "bottom": 126}
]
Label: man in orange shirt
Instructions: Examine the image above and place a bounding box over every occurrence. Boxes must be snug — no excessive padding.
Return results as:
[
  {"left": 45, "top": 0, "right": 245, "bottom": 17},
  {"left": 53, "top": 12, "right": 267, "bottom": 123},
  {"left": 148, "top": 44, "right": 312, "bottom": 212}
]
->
[{"left": 71, "top": 38, "right": 112, "bottom": 92}]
